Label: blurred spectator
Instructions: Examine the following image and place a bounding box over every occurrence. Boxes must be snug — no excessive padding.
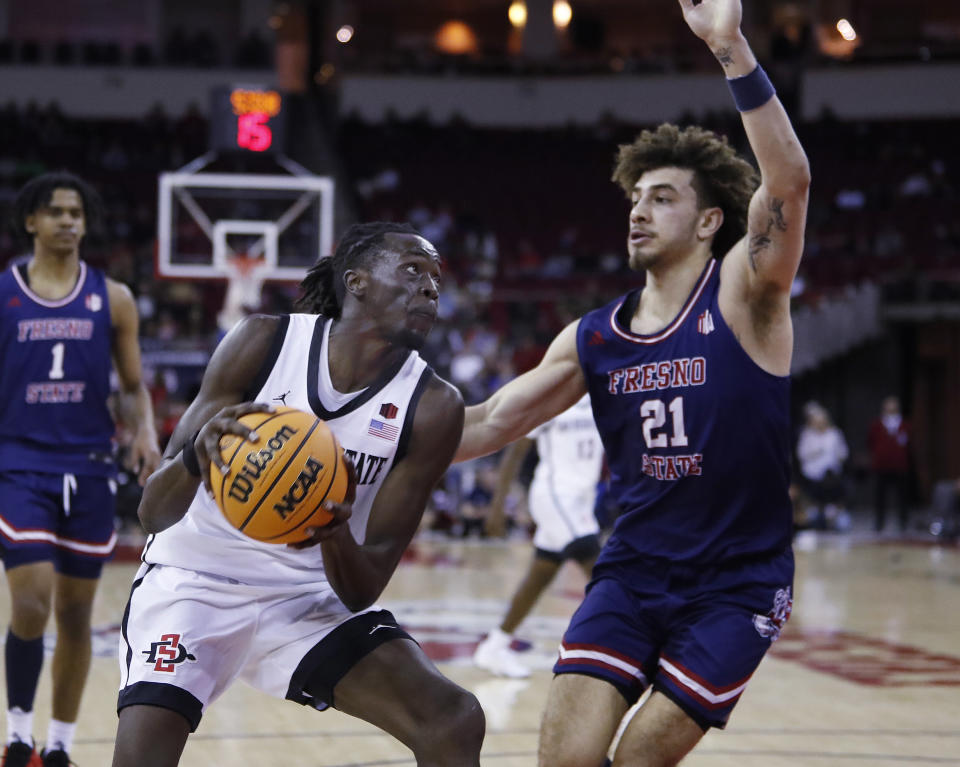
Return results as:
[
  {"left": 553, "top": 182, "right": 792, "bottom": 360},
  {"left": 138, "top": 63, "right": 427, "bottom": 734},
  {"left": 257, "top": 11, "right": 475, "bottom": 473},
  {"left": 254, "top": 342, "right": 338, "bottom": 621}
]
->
[
  {"left": 191, "top": 29, "right": 221, "bottom": 68},
  {"left": 899, "top": 168, "right": 932, "bottom": 198},
  {"left": 132, "top": 42, "right": 155, "bottom": 67},
  {"left": 510, "top": 238, "right": 543, "bottom": 277},
  {"left": 418, "top": 204, "right": 454, "bottom": 251},
  {"left": 54, "top": 41, "right": 76, "bottom": 65},
  {"left": 164, "top": 26, "right": 191, "bottom": 66},
  {"left": 454, "top": 459, "right": 499, "bottom": 538},
  {"left": 235, "top": 29, "right": 272, "bottom": 68},
  {"left": 868, "top": 395, "right": 912, "bottom": 532},
  {"left": 928, "top": 478, "right": 960, "bottom": 540},
  {"left": 768, "top": 3, "right": 813, "bottom": 116},
  {"left": 796, "top": 402, "right": 850, "bottom": 530},
  {"left": 19, "top": 40, "right": 40, "bottom": 64}
]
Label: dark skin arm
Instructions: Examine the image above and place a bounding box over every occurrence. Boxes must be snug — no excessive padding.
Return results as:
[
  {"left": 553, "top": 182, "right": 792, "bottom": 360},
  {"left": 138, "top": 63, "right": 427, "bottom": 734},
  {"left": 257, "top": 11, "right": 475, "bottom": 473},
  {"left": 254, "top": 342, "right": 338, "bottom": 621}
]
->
[
  {"left": 137, "top": 314, "right": 348, "bottom": 539},
  {"left": 485, "top": 438, "right": 534, "bottom": 538},
  {"left": 107, "top": 278, "right": 162, "bottom": 485},
  {"left": 296, "top": 374, "right": 464, "bottom": 612}
]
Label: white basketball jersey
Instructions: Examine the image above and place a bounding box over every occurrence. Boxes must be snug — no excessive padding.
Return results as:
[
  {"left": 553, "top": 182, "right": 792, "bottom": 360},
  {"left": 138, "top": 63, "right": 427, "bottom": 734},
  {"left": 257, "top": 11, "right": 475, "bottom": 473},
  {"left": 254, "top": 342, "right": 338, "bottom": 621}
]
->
[
  {"left": 526, "top": 394, "right": 604, "bottom": 549},
  {"left": 142, "top": 314, "right": 432, "bottom": 588}
]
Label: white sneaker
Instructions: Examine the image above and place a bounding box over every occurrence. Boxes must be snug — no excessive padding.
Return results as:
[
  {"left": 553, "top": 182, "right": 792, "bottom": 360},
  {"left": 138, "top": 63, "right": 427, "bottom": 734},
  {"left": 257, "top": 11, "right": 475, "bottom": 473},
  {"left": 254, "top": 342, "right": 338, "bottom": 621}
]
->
[{"left": 473, "top": 636, "right": 531, "bottom": 678}]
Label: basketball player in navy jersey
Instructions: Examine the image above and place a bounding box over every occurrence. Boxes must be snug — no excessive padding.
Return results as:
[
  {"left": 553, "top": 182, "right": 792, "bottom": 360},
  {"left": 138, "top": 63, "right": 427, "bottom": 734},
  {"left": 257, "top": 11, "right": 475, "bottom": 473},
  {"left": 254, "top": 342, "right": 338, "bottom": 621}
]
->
[
  {"left": 457, "top": 1, "right": 810, "bottom": 764},
  {"left": 0, "top": 172, "right": 162, "bottom": 767},
  {"left": 112, "top": 223, "right": 484, "bottom": 767}
]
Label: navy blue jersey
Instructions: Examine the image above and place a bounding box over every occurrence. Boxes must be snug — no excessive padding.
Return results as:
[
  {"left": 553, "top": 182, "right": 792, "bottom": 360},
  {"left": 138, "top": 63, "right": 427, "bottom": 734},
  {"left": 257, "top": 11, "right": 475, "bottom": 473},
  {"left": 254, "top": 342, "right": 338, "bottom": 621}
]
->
[
  {"left": 0, "top": 260, "right": 116, "bottom": 476},
  {"left": 577, "top": 259, "right": 792, "bottom": 568}
]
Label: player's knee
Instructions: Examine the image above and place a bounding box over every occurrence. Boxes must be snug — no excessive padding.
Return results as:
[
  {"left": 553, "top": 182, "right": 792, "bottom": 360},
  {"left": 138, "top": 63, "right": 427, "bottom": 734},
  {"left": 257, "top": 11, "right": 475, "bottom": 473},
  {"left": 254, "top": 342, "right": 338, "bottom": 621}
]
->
[
  {"left": 415, "top": 688, "right": 485, "bottom": 758},
  {"left": 10, "top": 590, "right": 52, "bottom": 635},
  {"left": 54, "top": 598, "right": 94, "bottom": 635},
  {"left": 538, "top": 715, "right": 610, "bottom": 767}
]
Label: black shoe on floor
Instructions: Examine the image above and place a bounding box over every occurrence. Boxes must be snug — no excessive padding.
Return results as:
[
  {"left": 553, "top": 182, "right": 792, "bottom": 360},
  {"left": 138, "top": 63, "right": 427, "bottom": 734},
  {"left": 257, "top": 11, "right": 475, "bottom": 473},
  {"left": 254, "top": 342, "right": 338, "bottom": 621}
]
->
[
  {"left": 40, "top": 750, "right": 73, "bottom": 767},
  {"left": 1, "top": 741, "right": 41, "bottom": 767}
]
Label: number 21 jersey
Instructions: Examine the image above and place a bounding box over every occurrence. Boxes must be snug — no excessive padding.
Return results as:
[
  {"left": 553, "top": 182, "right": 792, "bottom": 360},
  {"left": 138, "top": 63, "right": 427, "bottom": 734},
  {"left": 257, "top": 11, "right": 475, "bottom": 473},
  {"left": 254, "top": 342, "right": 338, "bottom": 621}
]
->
[{"left": 576, "top": 259, "right": 792, "bottom": 568}]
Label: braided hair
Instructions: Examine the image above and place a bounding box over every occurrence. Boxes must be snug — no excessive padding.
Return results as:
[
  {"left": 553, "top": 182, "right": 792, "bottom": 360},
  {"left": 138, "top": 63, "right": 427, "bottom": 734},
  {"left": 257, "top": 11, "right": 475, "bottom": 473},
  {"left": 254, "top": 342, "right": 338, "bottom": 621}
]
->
[
  {"left": 11, "top": 171, "right": 104, "bottom": 245},
  {"left": 295, "top": 221, "right": 421, "bottom": 318}
]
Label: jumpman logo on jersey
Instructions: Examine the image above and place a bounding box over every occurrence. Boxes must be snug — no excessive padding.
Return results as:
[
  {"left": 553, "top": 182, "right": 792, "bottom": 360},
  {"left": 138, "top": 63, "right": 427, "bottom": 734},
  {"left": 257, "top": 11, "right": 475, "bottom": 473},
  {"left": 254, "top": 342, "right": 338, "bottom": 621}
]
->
[
  {"left": 369, "top": 624, "right": 394, "bottom": 635},
  {"left": 273, "top": 390, "right": 291, "bottom": 405}
]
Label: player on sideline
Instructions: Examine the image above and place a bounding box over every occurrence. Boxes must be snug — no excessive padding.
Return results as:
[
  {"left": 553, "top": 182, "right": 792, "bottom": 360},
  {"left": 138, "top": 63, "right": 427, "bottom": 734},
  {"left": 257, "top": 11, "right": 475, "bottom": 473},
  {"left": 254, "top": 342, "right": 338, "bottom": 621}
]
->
[
  {"left": 473, "top": 394, "right": 604, "bottom": 678},
  {"left": 456, "top": 0, "right": 810, "bottom": 763},
  {"left": 0, "top": 172, "right": 162, "bottom": 767},
  {"left": 112, "top": 222, "right": 484, "bottom": 767}
]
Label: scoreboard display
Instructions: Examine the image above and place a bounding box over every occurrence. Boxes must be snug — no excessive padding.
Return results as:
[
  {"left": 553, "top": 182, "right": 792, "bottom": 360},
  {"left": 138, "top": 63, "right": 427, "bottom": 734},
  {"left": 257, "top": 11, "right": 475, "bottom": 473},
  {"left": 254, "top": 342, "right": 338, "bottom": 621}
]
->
[{"left": 210, "top": 85, "right": 286, "bottom": 154}]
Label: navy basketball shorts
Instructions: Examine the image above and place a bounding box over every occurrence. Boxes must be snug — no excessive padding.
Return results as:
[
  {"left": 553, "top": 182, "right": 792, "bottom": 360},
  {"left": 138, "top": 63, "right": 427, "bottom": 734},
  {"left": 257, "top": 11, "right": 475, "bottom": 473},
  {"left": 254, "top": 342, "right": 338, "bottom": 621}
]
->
[
  {"left": 0, "top": 470, "right": 117, "bottom": 578},
  {"left": 554, "top": 550, "right": 794, "bottom": 730}
]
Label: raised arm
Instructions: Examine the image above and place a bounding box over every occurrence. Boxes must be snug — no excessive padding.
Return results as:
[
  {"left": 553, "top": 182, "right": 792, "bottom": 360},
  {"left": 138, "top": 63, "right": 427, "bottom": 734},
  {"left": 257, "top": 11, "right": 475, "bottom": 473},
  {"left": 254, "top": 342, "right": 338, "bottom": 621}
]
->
[
  {"left": 136, "top": 315, "right": 280, "bottom": 533},
  {"left": 455, "top": 320, "right": 587, "bottom": 462},
  {"left": 315, "top": 374, "right": 464, "bottom": 611},
  {"left": 680, "top": 0, "right": 810, "bottom": 373}
]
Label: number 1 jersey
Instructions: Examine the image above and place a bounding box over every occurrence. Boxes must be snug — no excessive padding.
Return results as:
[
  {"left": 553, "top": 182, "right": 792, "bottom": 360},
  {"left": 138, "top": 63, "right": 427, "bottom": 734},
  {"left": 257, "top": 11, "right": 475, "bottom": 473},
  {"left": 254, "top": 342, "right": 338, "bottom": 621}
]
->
[
  {"left": 0, "top": 260, "right": 115, "bottom": 476},
  {"left": 576, "top": 259, "right": 792, "bottom": 568}
]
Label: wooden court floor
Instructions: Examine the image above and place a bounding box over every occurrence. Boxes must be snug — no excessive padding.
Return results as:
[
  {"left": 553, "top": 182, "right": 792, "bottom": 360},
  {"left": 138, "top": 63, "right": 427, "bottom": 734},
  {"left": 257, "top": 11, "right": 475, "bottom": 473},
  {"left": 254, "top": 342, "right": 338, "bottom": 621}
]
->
[{"left": 2, "top": 531, "right": 959, "bottom": 766}]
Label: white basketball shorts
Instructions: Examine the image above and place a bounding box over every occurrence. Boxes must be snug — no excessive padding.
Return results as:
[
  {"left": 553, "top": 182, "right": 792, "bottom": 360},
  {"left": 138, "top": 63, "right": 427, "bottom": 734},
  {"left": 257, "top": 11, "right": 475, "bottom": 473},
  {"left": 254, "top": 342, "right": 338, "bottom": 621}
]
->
[
  {"left": 529, "top": 481, "right": 600, "bottom": 553},
  {"left": 116, "top": 562, "right": 401, "bottom": 730}
]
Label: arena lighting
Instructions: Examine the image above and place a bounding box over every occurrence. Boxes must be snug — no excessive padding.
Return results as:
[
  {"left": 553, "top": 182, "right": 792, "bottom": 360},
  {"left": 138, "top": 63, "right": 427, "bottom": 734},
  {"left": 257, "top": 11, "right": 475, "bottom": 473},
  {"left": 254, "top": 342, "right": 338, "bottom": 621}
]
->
[
  {"left": 836, "top": 18, "right": 857, "bottom": 41},
  {"left": 336, "top": 25, "right": 355, "bottom": 43},
  {"left": 435, "top": 20, "right": 479, "bottom": 55},
  {"left": 553, "top": 0, "right": 572, "bottom": 29},
  {"left": 508, "top": 1, "right": 528, "bottom": 29}
]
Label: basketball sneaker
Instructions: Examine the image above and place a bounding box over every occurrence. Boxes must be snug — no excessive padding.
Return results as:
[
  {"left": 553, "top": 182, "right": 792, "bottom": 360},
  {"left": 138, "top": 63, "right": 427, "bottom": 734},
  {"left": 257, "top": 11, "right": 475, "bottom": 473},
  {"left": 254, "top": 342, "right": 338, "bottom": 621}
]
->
[
  {"left": 1, "top": 740, "right": 41, "bottom": 767},
  {"left": 39, "top": 750, "right": 73, "bottom": 767},
  {"left": 473, "top": 632, "right": 531, "bottom": 678}
]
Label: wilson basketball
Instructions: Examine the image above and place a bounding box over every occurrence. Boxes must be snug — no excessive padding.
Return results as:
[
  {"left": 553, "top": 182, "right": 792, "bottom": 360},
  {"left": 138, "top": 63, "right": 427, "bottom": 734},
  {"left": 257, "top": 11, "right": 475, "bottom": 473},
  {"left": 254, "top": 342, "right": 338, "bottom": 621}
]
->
[{"left": 210, "top": 407, "right": 349, "bottom": 544}]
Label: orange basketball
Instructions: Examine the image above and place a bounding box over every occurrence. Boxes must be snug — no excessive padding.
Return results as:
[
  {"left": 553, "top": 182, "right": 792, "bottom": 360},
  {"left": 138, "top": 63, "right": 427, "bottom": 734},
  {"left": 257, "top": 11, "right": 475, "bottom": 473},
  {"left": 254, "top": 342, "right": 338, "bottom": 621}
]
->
[{"left": 210, "top": 407, "right": 349, "bottom": 544}]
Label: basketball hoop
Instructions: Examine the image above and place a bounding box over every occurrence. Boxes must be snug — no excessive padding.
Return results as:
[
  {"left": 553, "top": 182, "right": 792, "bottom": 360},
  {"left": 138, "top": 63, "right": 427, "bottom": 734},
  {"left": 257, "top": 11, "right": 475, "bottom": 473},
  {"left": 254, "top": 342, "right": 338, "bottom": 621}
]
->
[{"left": 217, "top": 253, "right": 268, "bottom": 334}]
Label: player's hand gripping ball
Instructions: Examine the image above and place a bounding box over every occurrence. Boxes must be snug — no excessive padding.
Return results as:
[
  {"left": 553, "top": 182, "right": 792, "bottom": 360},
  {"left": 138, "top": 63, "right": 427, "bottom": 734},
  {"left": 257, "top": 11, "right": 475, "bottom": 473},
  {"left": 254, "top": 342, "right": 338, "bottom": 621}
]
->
[{"left": 210, "top": 407, "right": 349, "bottom": 543}]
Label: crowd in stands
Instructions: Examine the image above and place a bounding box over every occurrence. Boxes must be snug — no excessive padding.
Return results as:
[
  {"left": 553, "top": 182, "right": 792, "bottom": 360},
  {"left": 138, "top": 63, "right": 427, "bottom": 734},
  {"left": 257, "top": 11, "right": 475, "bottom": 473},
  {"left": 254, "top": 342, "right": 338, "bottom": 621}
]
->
[
  {"left": 3, "top": 7, "right": 958, "bottom": 78},
  {"left": 0, "top": 28, "right": 272, "bottom": 69},
  {"left": 1, "top": 101, "right": 957, "bottom": 534}
]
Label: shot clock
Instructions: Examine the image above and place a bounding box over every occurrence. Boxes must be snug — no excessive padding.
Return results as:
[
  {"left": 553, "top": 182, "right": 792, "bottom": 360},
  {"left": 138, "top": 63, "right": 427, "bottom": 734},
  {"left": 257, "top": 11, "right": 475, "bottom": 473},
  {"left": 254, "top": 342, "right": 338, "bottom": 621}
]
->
[{"left": 210, "top": 85, "right": 287, "bottom": 154}]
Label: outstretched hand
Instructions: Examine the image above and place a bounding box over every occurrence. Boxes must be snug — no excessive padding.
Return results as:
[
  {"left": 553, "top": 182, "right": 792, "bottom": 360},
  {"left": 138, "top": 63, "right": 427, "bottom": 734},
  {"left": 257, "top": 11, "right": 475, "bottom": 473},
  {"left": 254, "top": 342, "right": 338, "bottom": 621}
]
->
[{"left": 677, "top": 0, "right": 742, "bottom": 45}]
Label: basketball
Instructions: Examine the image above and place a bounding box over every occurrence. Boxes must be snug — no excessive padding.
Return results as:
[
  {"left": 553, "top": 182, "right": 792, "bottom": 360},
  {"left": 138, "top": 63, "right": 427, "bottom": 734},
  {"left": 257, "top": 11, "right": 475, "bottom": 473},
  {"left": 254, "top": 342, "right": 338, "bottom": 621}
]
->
[{"left": 210, "top": 407, "right": 349, "bottom": 544}]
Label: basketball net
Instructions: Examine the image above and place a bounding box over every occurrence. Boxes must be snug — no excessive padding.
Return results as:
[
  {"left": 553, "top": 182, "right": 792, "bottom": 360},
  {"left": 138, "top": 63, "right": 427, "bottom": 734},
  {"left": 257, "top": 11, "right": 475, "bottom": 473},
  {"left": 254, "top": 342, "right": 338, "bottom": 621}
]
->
[{"left": 217, "top": 253, "right": 267, "bottom": 334}]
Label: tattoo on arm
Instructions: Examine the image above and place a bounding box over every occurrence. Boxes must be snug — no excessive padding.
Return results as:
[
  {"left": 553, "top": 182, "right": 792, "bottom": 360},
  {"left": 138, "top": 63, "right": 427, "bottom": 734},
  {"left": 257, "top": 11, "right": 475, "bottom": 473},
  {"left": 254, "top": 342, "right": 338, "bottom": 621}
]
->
[
  {"left": 748, "top": 198, "right": 788, "bottom": 272},
  {"left": 713, "top": 46, "right": 734, "bottom": 68}
]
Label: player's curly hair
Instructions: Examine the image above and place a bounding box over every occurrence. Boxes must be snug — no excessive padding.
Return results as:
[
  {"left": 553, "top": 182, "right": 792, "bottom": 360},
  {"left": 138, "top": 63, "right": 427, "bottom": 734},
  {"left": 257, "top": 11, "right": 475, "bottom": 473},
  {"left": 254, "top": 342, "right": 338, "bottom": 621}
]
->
[
  {"left": 612, "top": 124, "right": 759, "bottom": 258},
  {"left": 11, "top": 171, "right": 104, "bottom": 245},
  {"left": 295, "top": 221, "right": 421, "bottom": 318}
]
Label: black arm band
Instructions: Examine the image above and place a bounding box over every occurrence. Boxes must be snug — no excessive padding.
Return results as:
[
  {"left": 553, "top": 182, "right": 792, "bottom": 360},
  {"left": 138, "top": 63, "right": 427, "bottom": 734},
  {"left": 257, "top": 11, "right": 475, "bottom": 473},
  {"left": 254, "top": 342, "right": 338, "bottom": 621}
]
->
[{"left": 181, "top": 430, "right": 202, "bottom": 478}]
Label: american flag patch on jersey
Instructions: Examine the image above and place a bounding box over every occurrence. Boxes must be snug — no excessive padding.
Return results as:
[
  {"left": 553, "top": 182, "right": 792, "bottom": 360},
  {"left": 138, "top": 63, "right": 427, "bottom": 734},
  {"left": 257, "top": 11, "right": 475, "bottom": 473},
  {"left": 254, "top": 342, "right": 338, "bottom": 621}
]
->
[{"left": 368, "top": 418, "right": 400, "bottom": 441}]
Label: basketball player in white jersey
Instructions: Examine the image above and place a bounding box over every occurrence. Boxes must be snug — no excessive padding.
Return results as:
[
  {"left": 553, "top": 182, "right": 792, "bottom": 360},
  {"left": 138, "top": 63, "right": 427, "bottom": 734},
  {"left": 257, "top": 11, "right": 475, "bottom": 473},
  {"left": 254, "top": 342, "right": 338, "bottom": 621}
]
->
[
  {"left": 474, "top": 395, "right": 604, "bottom": 678},
  {"left": 112, "top": 223, "right": 484, "bottom": 767}
]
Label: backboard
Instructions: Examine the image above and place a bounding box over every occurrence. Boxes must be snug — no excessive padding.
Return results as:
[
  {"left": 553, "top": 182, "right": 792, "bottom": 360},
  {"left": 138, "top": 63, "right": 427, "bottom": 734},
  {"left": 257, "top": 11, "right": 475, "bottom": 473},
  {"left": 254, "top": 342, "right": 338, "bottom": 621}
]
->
[{"left": 156, "top": 170, "right": 335, "bottom": 282}]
